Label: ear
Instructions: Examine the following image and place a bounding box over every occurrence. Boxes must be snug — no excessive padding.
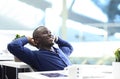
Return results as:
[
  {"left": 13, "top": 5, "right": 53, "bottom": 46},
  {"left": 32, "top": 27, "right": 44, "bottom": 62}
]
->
[
  {"left": 34, "top": 38, "right": 39, "bottom": 44},
  {"left": 33, "top": 38, "right": 39, "bottom": 48}
]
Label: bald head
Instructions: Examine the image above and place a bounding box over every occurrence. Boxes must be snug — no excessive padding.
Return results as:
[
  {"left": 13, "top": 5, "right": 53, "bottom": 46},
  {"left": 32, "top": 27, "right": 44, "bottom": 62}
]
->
[{"left": 33, "top": 26, "right": 45, "bottom": 39}]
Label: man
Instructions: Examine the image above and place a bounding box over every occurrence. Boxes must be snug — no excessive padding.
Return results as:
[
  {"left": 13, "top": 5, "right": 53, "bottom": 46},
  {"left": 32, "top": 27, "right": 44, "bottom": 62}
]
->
[{"left": 7, "top": 26, "right": 73, "bottom": 71}]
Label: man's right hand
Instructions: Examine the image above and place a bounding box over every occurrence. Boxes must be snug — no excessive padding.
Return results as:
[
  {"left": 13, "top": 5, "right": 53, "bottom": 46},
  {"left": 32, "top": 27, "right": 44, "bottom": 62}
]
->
[{"left": 27, "top": 37, "right": 36, "bottom": 47}]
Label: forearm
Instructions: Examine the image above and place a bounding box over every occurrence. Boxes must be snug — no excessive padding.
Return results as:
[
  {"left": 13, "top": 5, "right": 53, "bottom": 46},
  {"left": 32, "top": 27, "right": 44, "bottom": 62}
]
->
[
  {"left": 56, "top": 37, "right": 72, "bottom": 48},
  {"left": 7, "top": 37, "right": 29, "bottom": 56},
  {"left": 10, "top": 37, "right": 28, "bottom": 46},
  {"left": 55, "top": 37, "right": 73, "bottom": 55}
]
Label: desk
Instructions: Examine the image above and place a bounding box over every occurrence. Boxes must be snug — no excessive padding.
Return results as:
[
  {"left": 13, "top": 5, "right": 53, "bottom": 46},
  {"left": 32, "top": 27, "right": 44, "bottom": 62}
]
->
[
  {"left": 0, "top": 55, "right": 14, "bottom": 61},
  {"left": 0, "top": 54, "right": 14, "bottom": 79},
  {"left": 19, "top": 65, "right": 113, "bottom": 79},
  {"left": 19, "top": 70, "right": 67, "bottom": 79},
  {"left": 0, "top": 61, "right": 30, "bottom": 68},
  {"left": 0, "top": 61, "right": 30, "bottom": 79}
]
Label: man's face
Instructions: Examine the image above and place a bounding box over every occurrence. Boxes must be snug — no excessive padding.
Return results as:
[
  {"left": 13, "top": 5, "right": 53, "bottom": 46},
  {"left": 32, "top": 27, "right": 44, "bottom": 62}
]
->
[{"left": 37, "top": 27, "right": 55, "bottom": 47}]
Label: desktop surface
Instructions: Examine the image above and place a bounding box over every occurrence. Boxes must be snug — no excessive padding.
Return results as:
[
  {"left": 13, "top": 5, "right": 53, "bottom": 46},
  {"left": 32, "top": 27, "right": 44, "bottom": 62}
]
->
[{"left": 19, "top": 65, "right": 113, "bottom": 79}]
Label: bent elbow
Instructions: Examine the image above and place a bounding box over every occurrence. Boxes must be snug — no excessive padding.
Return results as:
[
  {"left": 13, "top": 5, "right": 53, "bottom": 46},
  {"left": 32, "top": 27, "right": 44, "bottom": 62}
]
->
[{"left": 7, "top": 43, "right": 16, "bottom": 54}]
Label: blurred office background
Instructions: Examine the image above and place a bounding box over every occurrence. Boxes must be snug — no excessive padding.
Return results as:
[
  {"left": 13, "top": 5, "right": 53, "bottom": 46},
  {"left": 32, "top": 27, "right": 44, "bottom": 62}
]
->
[{"left": 1, "top": 0, "right": 120, "bottom": 65}]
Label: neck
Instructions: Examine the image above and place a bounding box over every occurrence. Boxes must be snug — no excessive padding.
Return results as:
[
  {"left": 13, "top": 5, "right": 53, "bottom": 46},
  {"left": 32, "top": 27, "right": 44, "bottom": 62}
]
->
[{"left": 40, "top": 46, "right": 54, "bottom": 51}]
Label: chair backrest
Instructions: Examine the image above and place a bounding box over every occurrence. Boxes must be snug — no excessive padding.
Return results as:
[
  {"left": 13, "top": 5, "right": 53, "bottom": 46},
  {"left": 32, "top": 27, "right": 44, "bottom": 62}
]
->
[{"left": 28, "top": 66, "right": 37, "bottom": 72}]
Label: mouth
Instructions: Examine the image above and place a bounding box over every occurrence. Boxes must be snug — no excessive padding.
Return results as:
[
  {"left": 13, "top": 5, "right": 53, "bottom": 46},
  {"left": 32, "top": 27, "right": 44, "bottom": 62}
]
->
[{"left": 48, "top": 35, "right": 54, "bottom": 42}]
